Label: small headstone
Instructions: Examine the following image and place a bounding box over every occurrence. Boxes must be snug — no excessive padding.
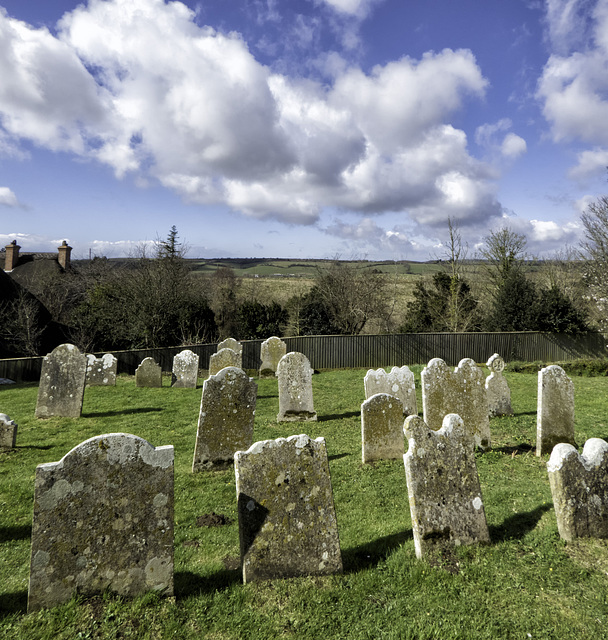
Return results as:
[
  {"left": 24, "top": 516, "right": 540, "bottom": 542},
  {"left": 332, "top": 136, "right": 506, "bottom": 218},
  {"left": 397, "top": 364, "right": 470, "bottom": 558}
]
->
[
  {"left": 0, "top": 413, "right": 17, "bottom": 449},
  {"left": 259, "top": 336, "right": 287, "bottom": 378},
  {"left": 208, "top": 348, "right": 241, "bottom": 376},
  {"left": 86, "top": 353, "right": 117, "bottom": 387},
  {"left": 485, "top": 354, "right": 512, "bottom": 417},
  {"left": 276, "top": 352, "right": 317, "bottom": 422},
  {"left": 171, "top": 349, "right": 199, "bottom": 388},
  {"left": 192, "top": 367, "right": 257, "bottom": 471},
  {"left": 27, "top": 433, "right": 174, "bottom": 612},
  {"left": 361, "top": 393, "right": 405, "bottom": 463},
  {"left": 35, "top": 343, "right": 87, "bottom": 419},
  {"left": 404, "top": 414, "right": 490, "bottom": 559},
  {"left": 135, "top": 357, "right": 162, "bottom": 388},
  {"left": 548, "top": 439, "right": 608, "bottom": 540},
  {"left": 537, "top": 365, "right": 575, "bottom": 456},
  {"left": 235, "top": 434, "right": 343, "bottom": 583},
  {"left": 421, "top": 357, "right": 490, "bottom": 450},
  {"left": 364, "top": 366, "right": 417, "bottom": 416},
  {"left": 217, "top": 338, "right": 243, "bottom": 367}
]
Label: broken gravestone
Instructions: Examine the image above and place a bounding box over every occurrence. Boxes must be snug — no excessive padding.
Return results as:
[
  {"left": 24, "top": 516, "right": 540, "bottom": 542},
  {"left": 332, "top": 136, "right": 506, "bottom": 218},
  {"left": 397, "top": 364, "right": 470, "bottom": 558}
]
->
[
  {"left": 536, "top": 365, "right": 575, "bottom": 456},
  {"left": 0, "top": 413, "right": 17, "bottom": 449},
  {"left": 259, "top": 336, "right": 287, "bottom": 378},
  {"left": 192, "top": 367, "right": 257, "bottom": 471},
  {"left": 276, "top": 352, "right": 317, "bottom": 422},
  {"left": 485, "top": 353, "right": 512, "bottom": 417},
  {"left": 404, "top": 414, "right": 490, "bottom": 559},
  {"left": 171, "top": 349, "right": 199, "bottom": 388},
  {"left": 35, "top": 343, "right": 87, "bottom": 419},
  {"left": 86, "top": 353, "right": 117, "bottom": 387},
  {"left": 361, "top": 393, "right": 405, "bottom": 464},
  {"left": 208, "top": 348, "right": 241, "bottom": 376},
  {"left": 234, "top": 433, "right": 342, "bottom": 583},
  {"left": 27, "top": 433, "right": 174, "bottom": 612},
  {"left": 364, "top": 366, "right": 417, "bottom": 416},
  {"left": 135, "top": 357, "right": 162, "bottom": 388}
]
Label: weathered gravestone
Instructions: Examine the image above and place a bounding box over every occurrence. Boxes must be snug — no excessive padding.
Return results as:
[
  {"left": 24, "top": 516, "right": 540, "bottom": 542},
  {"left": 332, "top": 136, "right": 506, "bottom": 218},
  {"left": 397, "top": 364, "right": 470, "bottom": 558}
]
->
[
  {"left": 171, "top": 349, "right": 199, "bottom": 388},
  {"left": 276, "top": 352, "right": 317, "bottom": 422},
  {"left": 234, "top": 434, "right": 343, "bottom": 583},
  {"left": 218, "top": 338, "right": 242, "bottom": 367},
  {"left": 35, "top": 344, "right": 87, "bottom": 419},
  {"left": 536, "top": 365, "right": 575, "bottom": 456},
  {"left": 192, "top": 367, "right": 257, "bottom": 471},
  {"left": 0, "top": 413, "right": 17, "bottom": 449},
  {"left": 135, "top": 357, "right": 162, "bottom": 388},
  {"left": 28, "top": 433, "right": 174, "bottom": 612},
  {"left": 421, "top": 357, "right": 491, "bottom": 450},
  {"left": 361, "top": 393, "right": 405, "bottom": 464},
  {"left": 86, "top": 353, "right": 117, "bottom": 387},
  {"left": 259, "top": 336, "right": 287, "bottom": 378},
  {"left": 208, "top": 348, "right": 241, "bottom": 376},
  {"left": 364, "top": 366, "right": 417, "bottom": 416},
  {"left": 485, "top": 353, "right": 512, "bottom": 417},
  {"left": 404, "top": 414, "right": 490, "bottom": 559},
  {"left": 547, "top": 438, "right": 608, "bottom": 540}
]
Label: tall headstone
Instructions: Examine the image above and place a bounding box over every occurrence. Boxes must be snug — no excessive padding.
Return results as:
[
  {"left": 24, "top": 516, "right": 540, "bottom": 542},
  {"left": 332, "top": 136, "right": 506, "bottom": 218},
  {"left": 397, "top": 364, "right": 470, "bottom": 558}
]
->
[
  {"left": 485, "top": 353, "right": 512, "bottom": 417},
  {"left": 192, "top": 367, "right": 257, "bottom": 471},
  {"left": 361, "top": 393, "right": 405, "bottom": 464},
  {"left": 171, "top": 349, "right": 199, "bottom": 388},
  {"left": 235, "top": 434, "right": 343, "bottom": 583},
  {"left": 218, "top": 338, "right": 242, "bottom": 367},
  {"left": 276, "top": 352, "right": 317, "bottom": 422},
  {"left": 548, "top": 439, "right": 608, "bottom": 540},
  {"left": 208, "top": 348, "right": 241, "bottom": 376},
  {"left": 259, "top": 336, "right": 287, "bottom": 378},
  {"left": 537, "top": 365, "right": 575, "bottom": 456},
  {"left": 0, "top": 413, "right": 17, "bottom": 449},
  {"left": 421, "top": 357, "right": 491, "bottom": 450},
  {"left": 364, "top": 366, "right": 417, "bottom": 416},
  {"left": 28, "top": 433, "right": 174, "bottom": 612},
  {"left": 404, "top": 414, "right": 490, "bottom": 559},
  {"left": 135, "top": 357, "right": 162, "bottom": 388},
  {"left": 86, "top": 353, "right": 118, "bottom": 387},
  {"left": 35, "top": 343, "right": 87, "bottom": 419}
]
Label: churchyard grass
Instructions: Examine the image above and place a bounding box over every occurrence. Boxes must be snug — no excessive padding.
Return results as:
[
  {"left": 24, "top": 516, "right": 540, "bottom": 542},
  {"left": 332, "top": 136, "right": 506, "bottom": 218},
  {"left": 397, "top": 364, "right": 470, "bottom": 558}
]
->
[{"left": 2, "top": 368, "right": 608, "bottom": 638}]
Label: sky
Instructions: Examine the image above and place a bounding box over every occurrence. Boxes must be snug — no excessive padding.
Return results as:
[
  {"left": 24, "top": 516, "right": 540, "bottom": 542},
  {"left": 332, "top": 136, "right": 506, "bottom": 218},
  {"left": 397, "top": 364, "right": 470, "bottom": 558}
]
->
[{"left": 0, "top": 0, "right": 607, "bottom": 261}]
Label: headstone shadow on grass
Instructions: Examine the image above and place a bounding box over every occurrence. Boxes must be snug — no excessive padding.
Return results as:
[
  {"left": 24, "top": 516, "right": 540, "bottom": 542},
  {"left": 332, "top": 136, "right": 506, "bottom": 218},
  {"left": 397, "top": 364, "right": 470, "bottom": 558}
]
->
[
  {"left": 174, "top": 568, "right": 241, "bottom": 597},
  {"left": 318, "top": 411, "right": 361, "bottom": 422},
  {"left": 488, "top": 504, "right": 552, "bottom": 542},
  {"left": 0, "top": 590, "right": 27, "bottom": 617},
  {"left": 0, "top": 524, "right": 31, "bottom": 542},
  {"left": 81, "top": 407, "right": 163, "bottom": 418},
  {"left": 341, "top": 529, "right": 413, "bottom": 572}
]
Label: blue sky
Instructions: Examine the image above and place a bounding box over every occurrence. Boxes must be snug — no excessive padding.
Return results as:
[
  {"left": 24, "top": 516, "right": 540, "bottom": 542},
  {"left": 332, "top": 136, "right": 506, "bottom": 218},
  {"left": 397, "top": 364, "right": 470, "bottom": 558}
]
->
[{"left": 0, "top": 0, "right": 606, "bottom": 260}]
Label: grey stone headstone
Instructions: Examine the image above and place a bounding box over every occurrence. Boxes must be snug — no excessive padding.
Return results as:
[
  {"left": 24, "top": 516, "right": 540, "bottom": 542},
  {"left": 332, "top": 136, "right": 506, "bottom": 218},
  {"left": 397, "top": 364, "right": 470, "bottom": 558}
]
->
[
  {"left": 35, "top": 344, "right": 87, "bottom": 419},
  {"left": 537, "top": 365, "right": 575, "bottom": 456},
  {"left": 276, "top": 352, "right": 317, "bottom": 422},
  {"left": 361, "top": 393, "right": 405, "bottom": 464},
  {"left": 171, "top": 349, "right": 199, "bottom": 388},
  {"left": 192, "top": 367, "right": 257, "bottom": 471},
  {"left": 259, "top": 336, "right": 287, "bottom": 378},
  {"left": 86, "top": 353, "right": 117, "bottom": 387},
  {"left": 218, "top": 337, "right": 242, "bottom": 355},
  {"left": 364, "top": 366, "right": 417, "bottom": 416},
  {"left": 0, "top": 413, "right": 17, "bottom": 449},
  {"left": 485, "top": 354, "right": 512, "bottom": 417},
  {"left": 28, "top": 433, "right": 174, "bottom": 612},
  {"left": 135, "top": 357, "right": 162, "bottom": 388},
  {"left": 235, "top": 434, "right": 343, "bottom": 583},
  {"left": 208, "top": 348, "right": 241, "bottom": 376}
]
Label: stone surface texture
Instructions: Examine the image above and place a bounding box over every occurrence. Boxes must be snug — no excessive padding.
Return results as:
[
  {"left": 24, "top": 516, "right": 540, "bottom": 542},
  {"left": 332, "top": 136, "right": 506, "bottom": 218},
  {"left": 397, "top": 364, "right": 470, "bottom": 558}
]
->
[
  {"left": 234, "top": 434, "right": 342, "bottom": 583},
  {"left": 361, "top": 393, "right": 405, "bottom": 463},
  {"left": 86, "top": 354, "right": 118, "bottom": 387},
  {"left": 28, "top": 433, "right": 174, "bottom": 612},
  {"left": 276, "top": 352, "right": 317, "bottom": 422},
  {"left": 171, "top": 349, "right": 199, "bottom": 388},
  {"left": 208, "top": 348, "right": 241, "bottom": 376},
  {"left": 135, "top": 357, "right": 162, "bottom": 388},
  {"left": 218, "top": 337, "right": 242, "bottom": 355},
  {"left": 364, "top": 366, "right": 417, "bottom": 416},
  {"left": 404, "top": 414, "right": 490, "bottom": 559},
  {"left": 485, "top": 354, "right": 512, "bottom": 417},
  {"left": 192, "top": 367, "right": 257, "bottom": 471},
  {"left": 0, "top": 413, "right": 17, "bottom": 449},
  {"left": 537, "top": 365, "right": 575, "bottom": 456},
  {"left": 259, "top": 336, "right": 287, "bottom": 378}
]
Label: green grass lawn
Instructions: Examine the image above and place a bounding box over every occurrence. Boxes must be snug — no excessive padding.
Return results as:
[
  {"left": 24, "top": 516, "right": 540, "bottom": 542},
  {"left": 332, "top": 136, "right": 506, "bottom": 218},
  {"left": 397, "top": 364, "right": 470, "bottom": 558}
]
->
[{"left": 1, "top": 368, "right": 608, "bottom": 639}]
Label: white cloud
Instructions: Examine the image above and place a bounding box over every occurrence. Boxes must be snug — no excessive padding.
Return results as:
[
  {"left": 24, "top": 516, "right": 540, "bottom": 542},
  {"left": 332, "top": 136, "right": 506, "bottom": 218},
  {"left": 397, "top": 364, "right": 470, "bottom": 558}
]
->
[
  {"left": 317, "top": 0, "right": 382, "bottom": 19},
  {"left": 323, "top": 217, "right": 418, "bottom": 256},
  {"left": 0, "top": 187, "right": 19, "bottom": 207},
  {"left": 569, "top": 147, "right": 608, "bottom": 181},
  {"left": 475, "top": 119, "right": 527, "bottom": 160},
  {"left": 501, "top": 133, "right": 527, "bottom": 158}
]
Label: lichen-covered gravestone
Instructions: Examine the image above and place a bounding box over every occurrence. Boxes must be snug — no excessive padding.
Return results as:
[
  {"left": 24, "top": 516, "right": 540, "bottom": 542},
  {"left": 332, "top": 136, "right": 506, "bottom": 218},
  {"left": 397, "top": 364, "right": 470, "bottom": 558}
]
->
[
  {"left": 364, "top": 366, "right": 417, "bottom": 416},
  {"left": 35, "top": 343, "right": 87, "bottom": 418},
  {"left": 27, "top": 433, "right": 174, "bottom": 612},
  {"left": 0, "top": 413, "right": 17, "bottom": 449},
  {"left": 259, "top": 336, "right": 287, "bottom": 378},
  {"left": 86, "top": 353, "right": 117, "bottom": 387},
  {"left": 421, "top": 357, "right": 491, "bottom": 450},
  {"left": 135, "top": 357, "right": 162, "bottom": 388},
  {"left": 276, "top": 352, "right": 317, "bottom": 422},
  {"left": 192, "top": 367, "right": 257, "bottom": 471},
  {"left": 547, "top": 439, "right": 608, "bottom": 540},
  {"left": 536, "top": 365, "right": 575, "bottom": 456},
  {"left": 171, "top": 349, "right": 199, "bottom": 388},
  {"left": 235, "top": 434, "right": 342, "bottom": 583},
  {"left": 217, "top": 338, "right": 242, "bottom": 368},
  {"left": 485, "top": 353, "right": 512, "bottom": 417},
  {"left": 208, "top": 348, "right": 241, "bottom": 376},
  {"left": 404, "top": 414, "right": 490, "bottom": 559},
  {"left": 361, "top": 393, "right": 405, "bottom": 463}
]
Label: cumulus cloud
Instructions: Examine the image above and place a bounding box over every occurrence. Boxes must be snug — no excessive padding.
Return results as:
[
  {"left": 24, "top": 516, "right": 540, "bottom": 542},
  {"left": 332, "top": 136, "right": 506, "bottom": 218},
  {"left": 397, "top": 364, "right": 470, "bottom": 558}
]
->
[
  {"left": 0, "top": 187, "right": 19, "bottom": 207},
  {"left": 569, "top": 147, "right": 608, "bottom": 181},
  {"left": 317, "top": 0, "right": 382, "bottom": 19},
  {"left": 323, "top": 217, "right": 417, "bottom": 255},
  {"left": 475, "top": 119, "right": 527, "bottom": 160},
  {"left": 501, "top": 133, "right": 527, "bottom": 159}
]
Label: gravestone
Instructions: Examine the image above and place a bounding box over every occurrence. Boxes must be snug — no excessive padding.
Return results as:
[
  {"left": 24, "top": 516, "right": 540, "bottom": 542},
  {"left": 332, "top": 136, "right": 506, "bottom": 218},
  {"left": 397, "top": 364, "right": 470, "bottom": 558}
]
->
[
  {"left": 28, "top": 433, "right": 174, "bottom": 612},
  {"left": 217, "top": 338, "right": 242, "bottom": 367},
  {"left": 35, "top": 343, "right": 87, "bottom": 418},
  {"left": 536, "top": 365, "right": 575, "bottom": 456},
  {"left": 0, "top": 413, "right": 17, "bottom": 449},
  {"left": 235, "top": 434, "right": 343, "bottom": 583},
  {"left": 135, "top": 357, "right": 162, "bottom": 388},
  {"left": 192, "top": 367, "right": 257, "bottom": 471},
  {"left": 364, "top": 366, "right": 417, "bottom": 416},
  {"left": 86, "top": 353, "right": 117, "bottom": 387},
  {"left": 276, "top": 352, "right": 317, "bottom": 422},
  {"left": 547, "top": 439, "right": 608, "bottom": 540},
  {"left": 361, "top": 393, "right": 405, "bottom": 463},
  {"left": 404, "top": 414, "right": 490, "bottom": 559},
  {"left": 421, "top": 357, "right": 491, "bottom": 450},
  {"left": 208, "top": 348, "right": 241, "bottom": 376},
  {"left": 485, "top": 353, "right": 512, "bottom": 417},
  {"left": 259, "top": 336, "right": 287, "bottom": 378},
  {"left": 171, "top": 349, "right": 199, "bottom": 388}
]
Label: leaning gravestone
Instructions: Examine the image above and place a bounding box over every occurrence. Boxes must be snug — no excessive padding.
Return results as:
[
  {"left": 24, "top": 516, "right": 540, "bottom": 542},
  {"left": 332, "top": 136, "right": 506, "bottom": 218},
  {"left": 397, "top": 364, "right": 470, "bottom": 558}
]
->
[
  {"left": 259, "top": 336, "right": 287, "bottom": 378},
  {"left": 421, "top": 357, "right": 491, "bottom": 450},
  {"left": 536, "top": 365, "right": 575, "bottom": 456},
  {"left": 404, "top": 414, "right": 490, "bottom": 559},
  {"left": 0, "top": 413, "right": 17, "bottom": 449},
  {"left": 361, "top": 393, "right": 405, "bottom": 463},
  {"left": 235, "top": 434, "right": 343, "bottom": 583},
  {"left": 192, "top": 367, "right": 257, "bottom": 471},
  {"left": 171, "top": 349, "right": 199, "bottom": 388},
  {"left": 485, "top": 354, "right": 512, "bottom": 417},
  {"left": 35, "top": 343, "right": 87, "bottom": 418},
  {"left": 276, "top": 352, "right": 317, "bottom": 422},
  {"left": 27, "top": 433, "right": 174, "bottom": 612},
  {"left": 208, "top": 348, "right": 241, "bottom": 376},
  {"left": 86, "top": 353, "right": 117, "bottom": 387},
  {"left": 547, "top": 438, "right": 608, "bottom": 540},
  {"left": 135, "top": 357, "right": 162, "bottom": 388},
  {"left": 364, "top": 366, "right": 417, "bottom": 416}
]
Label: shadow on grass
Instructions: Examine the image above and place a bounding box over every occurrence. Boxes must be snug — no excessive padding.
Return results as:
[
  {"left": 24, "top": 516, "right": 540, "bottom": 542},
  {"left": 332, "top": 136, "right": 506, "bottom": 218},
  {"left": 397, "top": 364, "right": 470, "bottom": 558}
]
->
[
  {"left": 342, "top": 529, "right": 413, "bottom": 573},
  {"left": 513, "top": 411, "right": 537, "bottom": 417},
  {"left": 318, "top": 411, "right": 360, "bottom": 422},
  {"left": 17, "top": 445, "right": 53, "bottom": 451},
  {"left": 256, "top": 395, "right": 278, "bottom": 400},
  {"left": 328, "top": 453, "right": 350, "bottom": 461},
  {"left": 0, "top": 524, "right": 31, "bottom": 542},
  {"left": 493, "top": 443, "right": 535, "bottom": 455},
  {"left": 0, "top": 590, "right": 27, "bottom": 617},
  {"left": 489, "top": 504, "right": 552, "bottom": 543},
  {"left": 82, "top": 407, "right": 163, "bottom": 418},
  {"left": 174, "top": 568, "right": 240, "bottom": 597}
]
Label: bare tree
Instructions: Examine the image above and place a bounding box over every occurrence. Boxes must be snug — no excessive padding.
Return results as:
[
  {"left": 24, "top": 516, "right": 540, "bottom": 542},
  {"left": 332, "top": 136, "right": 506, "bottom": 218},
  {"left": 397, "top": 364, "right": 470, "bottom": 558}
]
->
[
  {"left": 0, "top": 289, "right": 47, "bottom": 356},
  {"left": 479, "top": 225, "right": 527, "bottom": 290}
]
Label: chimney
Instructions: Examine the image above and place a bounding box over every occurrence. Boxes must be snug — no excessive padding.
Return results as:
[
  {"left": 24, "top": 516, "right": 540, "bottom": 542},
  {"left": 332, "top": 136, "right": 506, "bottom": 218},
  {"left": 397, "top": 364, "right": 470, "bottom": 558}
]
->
[
  {"left": 57, "top": 240, "right": 72, "bottom": 270},
  {"left": 4, "top": 240, "right": 20, "bottom": 271}
]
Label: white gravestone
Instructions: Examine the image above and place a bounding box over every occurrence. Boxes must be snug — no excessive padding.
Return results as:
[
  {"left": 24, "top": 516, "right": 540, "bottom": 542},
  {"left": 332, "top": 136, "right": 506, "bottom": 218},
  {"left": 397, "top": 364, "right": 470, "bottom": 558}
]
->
[
  {"left": 86, "top": 353, "right": 117, "bottom": 387},
  {"left": 0, "top": 413, "right": 17, "bottom": 449},
  {"left": 485, "top": 353, "right": 512, "bottom": 417},
  {"left": 537, "top": 365, "right": 575, "bottom": 456},
  {"left": 171, "top": 349, "right": 199, "bottom": 388},
  {"left": 276, "top": 352, "right": 317, "bottom": 422},
  {"left": 364, "top": 366, "right": 417, "bottom": 416},
  {"left": 361, "top": 393, "right": 405, "bottom": 464}
]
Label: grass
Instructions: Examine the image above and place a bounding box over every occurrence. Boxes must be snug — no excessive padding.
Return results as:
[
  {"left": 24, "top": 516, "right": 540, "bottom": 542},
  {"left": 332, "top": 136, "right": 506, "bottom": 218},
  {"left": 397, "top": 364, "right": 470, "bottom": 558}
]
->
[{"left": 2, "top": 368, "right": 608, "bottom": 638}]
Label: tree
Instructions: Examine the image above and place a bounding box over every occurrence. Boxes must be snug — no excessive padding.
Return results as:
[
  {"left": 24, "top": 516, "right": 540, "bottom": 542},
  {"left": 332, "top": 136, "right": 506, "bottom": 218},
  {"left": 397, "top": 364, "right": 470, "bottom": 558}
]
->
[
  {"left": 483, "top": 270, "right": 540, "bottom": 332},
  {"left": 208, "top": 267, "right": 241, "bottom": 340},
  {"left": 295, "top": 286, "right": 341, "bottom": 336},
  {"left": 157, "top": 225, "right": 184, "bottom": 260},
  {"left": 580, "top": 196, "right": 608, "bottom": 329},
  {"left": 479, "top": 226, "right": 527, "bottom": 290},
  {"left": 238, "top": 300, "right": 288, "bottom": 339}
]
